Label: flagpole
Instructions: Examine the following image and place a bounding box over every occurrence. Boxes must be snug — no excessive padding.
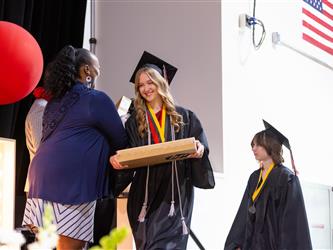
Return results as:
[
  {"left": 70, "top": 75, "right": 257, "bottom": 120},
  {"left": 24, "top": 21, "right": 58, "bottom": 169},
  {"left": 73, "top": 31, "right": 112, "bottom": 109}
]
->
[{"left": 272, "top": 32, "right": 333, "bottom": 71}]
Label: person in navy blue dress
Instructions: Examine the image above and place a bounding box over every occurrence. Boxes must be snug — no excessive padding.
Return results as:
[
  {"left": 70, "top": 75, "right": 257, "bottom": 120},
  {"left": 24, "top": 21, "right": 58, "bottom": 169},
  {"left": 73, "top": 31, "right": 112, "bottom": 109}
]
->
[{"left": 22, "top": 45, "right": 128, "bottom": 250}]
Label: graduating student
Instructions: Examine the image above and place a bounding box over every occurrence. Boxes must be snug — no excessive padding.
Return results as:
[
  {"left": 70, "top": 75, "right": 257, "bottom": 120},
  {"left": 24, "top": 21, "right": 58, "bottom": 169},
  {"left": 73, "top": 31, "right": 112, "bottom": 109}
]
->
[
  {"left": 110, "top": 51, "right": 215, "bottom": 250},
  {"left": 224, "top": 120, "right": 312, "bottom": 250}
]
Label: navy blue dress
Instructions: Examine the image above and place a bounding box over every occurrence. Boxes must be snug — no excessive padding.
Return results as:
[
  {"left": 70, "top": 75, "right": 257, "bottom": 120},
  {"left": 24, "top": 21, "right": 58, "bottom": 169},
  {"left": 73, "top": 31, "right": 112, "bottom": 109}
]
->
[{"left": 28, "top": 83, "right": 128, "bottom": 204}]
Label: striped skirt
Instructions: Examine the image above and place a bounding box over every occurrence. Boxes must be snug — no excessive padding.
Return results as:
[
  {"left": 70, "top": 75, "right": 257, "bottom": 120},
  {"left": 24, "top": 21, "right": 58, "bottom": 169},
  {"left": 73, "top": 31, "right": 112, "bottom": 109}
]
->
[{"left": 22, "top": 198, "right": 96, "bottom": 242}]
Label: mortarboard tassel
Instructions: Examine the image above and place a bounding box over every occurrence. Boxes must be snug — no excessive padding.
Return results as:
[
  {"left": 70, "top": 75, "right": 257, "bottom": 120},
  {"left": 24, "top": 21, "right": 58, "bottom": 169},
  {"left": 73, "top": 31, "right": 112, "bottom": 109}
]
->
[
  {"left": 289, "top": 149, "right": 299, "bottom": 176},
  {"left": 168, "top": 201, "right": 175, "bottom": 217},
  {"left": 138, "top": 111, "right": 152, "bottom": 223},
  {"left": 175, "top": 162, "right": 189, "bottom": 235},
  {"left": 138, "top": 202, "right": 147, "bottom": 222},
  {"left": 162, "top": 64, "right": 169, "bottom": 84},
  {"left": 181, "top": 217, "right": 188, "bottom": 235},
  {"left": 168, "top": 161, "right": 175, "bottom": 217},
  {"left": 172, "top": 124, "right": 188, "bottom": 235},
  {"left": 138, "top": 165, "right": 150, "bottom": 222}
]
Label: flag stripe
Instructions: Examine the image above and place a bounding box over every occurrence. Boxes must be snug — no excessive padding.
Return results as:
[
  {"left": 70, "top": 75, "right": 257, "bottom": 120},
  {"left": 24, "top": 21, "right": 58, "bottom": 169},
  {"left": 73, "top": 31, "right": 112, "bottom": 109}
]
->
[
  {"left": 323, "top": 0, "right": 333, "bottom": 10},
  {"left": 323, "top": 9, "right": 333, "bottom": 19},
  {"left": 302, "top": 0, "right": 333, "bottom": 55},
  {"left": 304, "top": 23, "right": 333, "bottom": 48},
  {"left": 303, "top": 33, "right": 333, "bottom": 55},
  {"left": 303, "top": 26, "right": 332, "bottom": 49},
  {"left": 302, "top": 8, "right": 333, "bottom": 32},
  {"left": 303, "top": 20, "right": 333, "bottom": 42},
  {"left": 303, "top": 13, "right": 333, "bottom": 41}
]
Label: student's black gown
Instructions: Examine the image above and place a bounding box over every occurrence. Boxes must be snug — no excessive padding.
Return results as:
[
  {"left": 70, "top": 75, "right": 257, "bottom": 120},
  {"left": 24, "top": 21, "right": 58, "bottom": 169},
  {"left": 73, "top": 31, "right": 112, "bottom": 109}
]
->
[
  {"left": 121, "top": 106, "right": 215, "bottom": 250},
  {"left": 224, "top": 164, "right": 312, "bottom": 250}
]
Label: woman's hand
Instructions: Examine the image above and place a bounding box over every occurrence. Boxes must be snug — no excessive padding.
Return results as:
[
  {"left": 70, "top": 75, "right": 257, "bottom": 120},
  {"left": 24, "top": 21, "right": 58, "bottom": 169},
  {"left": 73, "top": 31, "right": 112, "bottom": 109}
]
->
[
  {"left": 109, "top": 153, "right": 127, "bottom": 169},
  {"left": 188, "top": 140, "right": 204, "bottom": 159}
]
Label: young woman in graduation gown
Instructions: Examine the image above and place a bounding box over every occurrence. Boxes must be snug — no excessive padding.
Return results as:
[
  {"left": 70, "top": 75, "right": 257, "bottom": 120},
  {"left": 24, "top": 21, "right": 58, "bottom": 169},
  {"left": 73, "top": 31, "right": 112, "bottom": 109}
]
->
[
  {"left": 224, "top": 125, "right": 312, "bottom": 250},
  {"left": 110, "top": 53, "right": 215, "bottom": 250}
]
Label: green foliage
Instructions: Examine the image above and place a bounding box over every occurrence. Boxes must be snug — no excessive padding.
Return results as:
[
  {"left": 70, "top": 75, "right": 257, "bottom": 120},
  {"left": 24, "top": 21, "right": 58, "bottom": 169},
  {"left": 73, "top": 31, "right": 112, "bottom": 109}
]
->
[{"left": 90, "top": 227, "right": 129, "bottom": 250}]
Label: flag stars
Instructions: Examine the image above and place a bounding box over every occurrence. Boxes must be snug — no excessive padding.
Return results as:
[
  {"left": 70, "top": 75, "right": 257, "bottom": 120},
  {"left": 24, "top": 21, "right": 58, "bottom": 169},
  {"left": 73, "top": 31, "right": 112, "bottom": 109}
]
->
[{"left": 304, "top": 0, "right": 323, "bottom": 11}]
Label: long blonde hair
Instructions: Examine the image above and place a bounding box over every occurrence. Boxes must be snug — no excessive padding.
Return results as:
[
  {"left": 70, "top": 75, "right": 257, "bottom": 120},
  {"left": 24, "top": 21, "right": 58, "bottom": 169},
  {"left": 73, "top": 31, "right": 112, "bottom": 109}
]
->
[{"left": 134, "top": 67, "right": 183, "bottom": 137}]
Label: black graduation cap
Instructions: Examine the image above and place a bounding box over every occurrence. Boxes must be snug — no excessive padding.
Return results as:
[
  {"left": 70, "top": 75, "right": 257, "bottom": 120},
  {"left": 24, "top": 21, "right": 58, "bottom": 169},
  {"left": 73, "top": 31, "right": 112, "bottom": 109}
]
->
[
  {"left": 129, "top": 51, "right": 178, "bottom": 84},
  {"left": 263, "top": 120, "right": 290, "bottom": 150},
  {"left": 262, "top": 119, "right": 298, "bottom": 174}
]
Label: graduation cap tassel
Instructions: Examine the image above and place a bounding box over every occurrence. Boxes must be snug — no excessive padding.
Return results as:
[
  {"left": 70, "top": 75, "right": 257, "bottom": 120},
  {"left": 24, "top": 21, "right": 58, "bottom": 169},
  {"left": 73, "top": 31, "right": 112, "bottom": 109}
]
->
[
  {"left": 168, "top": 160, "right": 175, "bottom": 217},
  {"left": 290, "top": 150, "right": 299, "bottom": 175},
  {"left": 138, "top": 112, "right": 151, "bottom": 222},
  {"left": 162, "top": 64, "right": 169, "bottom": 84},
  {"left": 170, "top": 126, "right": 188, "bottom": 235},
  {"left": 138, "top": 165, "right": 150, "bottom": 222},
  {"left": 181, "top": 217, "right": 188, "bottom": 235},
  {"left": 138, "top": 203, "right": 147, "bottom": 222},
  {"left": 174, "top": 156, "right": 188, "bottom": 235},
  {"left": 168, "top": 201, "right": 175, "bottom": 217}
]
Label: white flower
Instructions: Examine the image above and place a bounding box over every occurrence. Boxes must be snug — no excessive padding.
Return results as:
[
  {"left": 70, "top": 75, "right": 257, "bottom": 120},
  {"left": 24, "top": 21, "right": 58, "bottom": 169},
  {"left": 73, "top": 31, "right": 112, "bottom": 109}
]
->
[
  {"left": 0, "top": 228, "right": 25, "bottom": 246},
  {"left": 27, "top": 203, "right": 58, "bottom": 249}
]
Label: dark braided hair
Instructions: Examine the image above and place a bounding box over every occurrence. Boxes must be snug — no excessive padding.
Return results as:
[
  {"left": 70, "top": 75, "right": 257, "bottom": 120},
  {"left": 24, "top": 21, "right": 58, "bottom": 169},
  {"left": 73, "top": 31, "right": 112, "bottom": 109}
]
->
[{"left": 43, "top": 45, "right": 96, "bottom": 98}]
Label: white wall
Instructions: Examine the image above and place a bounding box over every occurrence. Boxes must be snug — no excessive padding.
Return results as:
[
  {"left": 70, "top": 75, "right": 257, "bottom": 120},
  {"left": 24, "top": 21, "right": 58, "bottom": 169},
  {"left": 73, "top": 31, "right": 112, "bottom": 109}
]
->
[
  {"left": 84, "top": 0, "right": 333, "bottom": 249},
  {"left": 83, "top": 1, "right": 91, "bottom": 50},
  {"left": 214, "top": 1, "right": 333, "bottom": 249},
  {"left": 222, "top": 0, "right": 333, "bottom": 187}
]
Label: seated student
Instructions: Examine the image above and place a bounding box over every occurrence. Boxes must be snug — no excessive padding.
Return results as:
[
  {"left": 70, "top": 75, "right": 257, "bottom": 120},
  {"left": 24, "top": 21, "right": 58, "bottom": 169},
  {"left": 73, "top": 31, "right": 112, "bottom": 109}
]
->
[
  {"left": 224, "top": 120, "right": 312, "bottom": 250},
  {"left": 110, "top": 51, "right": 215, "bottom": 250}
]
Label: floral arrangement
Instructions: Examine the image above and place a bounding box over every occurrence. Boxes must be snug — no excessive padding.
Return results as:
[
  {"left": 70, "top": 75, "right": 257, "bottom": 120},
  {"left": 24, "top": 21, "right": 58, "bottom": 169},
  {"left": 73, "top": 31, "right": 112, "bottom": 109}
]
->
[
  {"left": 0, "top": 204, "right": 128, "bottom": 250},
  {"left": 0, "top": 228, "right": 25, "bottom": 250},
  {"left": 27, "top": 204, "right": 58, "bottom": 250},
  {"left": 90, "top": 227, "right": 128, "bottom": 250}
]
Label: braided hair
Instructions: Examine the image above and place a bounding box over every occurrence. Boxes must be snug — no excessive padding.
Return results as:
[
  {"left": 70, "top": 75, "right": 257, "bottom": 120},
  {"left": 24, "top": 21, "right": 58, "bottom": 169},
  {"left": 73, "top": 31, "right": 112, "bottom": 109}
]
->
[{"left": 43, "top": 45, "right": 96, "bottom": 99}]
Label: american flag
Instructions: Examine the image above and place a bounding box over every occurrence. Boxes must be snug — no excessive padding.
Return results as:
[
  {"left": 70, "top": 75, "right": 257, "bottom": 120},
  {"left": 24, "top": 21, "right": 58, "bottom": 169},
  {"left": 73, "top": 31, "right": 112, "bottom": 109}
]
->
[{"left": 302, "top": 0, "right": 333, "bottom": 55}]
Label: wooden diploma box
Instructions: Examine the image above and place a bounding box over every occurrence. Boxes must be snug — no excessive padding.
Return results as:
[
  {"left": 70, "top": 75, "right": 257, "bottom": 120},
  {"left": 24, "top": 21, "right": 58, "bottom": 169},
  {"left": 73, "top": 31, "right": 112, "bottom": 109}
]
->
[{"left": 117, "top": 137, "right": 197, "bottom": 169}]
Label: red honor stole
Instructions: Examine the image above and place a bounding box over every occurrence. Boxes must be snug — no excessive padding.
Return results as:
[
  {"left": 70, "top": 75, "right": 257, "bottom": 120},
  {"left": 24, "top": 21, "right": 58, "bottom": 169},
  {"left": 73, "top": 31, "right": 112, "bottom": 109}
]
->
[{"left": 146, "top": 103, "right": 166, "bottom": 143}]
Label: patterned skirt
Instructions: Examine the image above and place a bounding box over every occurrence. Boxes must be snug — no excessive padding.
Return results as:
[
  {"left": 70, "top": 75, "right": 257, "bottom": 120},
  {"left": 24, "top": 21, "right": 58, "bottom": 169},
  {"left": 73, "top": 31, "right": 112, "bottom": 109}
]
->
[{"left": 22, "top": 198, "right": 96, "bottom": 242}]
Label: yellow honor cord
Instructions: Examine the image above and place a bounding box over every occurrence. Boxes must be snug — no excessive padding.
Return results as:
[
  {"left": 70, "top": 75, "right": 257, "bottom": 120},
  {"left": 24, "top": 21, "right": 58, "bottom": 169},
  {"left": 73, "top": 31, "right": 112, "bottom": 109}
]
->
[
  {"left": 147, "top": 103, "right": 166, "bottom": 142},
  {"left": 251, "top": 163, "right": 275, "bottom": 202}
]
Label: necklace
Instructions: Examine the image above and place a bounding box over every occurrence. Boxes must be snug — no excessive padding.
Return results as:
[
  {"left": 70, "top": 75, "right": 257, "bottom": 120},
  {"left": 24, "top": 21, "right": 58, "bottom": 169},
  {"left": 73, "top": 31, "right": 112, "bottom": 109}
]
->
[{"left": 248, "top": 163, "right": 275, "bottom": 214}]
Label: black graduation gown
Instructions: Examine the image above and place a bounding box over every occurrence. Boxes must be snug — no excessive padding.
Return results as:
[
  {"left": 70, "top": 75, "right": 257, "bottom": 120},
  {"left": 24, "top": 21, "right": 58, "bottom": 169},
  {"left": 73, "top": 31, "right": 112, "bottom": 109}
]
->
[
  {"left": 224, "top": 164, "right": 312, "bottom": 250},
  {"left": 123, "top": 106, "right": 215, "bottom": 250}
]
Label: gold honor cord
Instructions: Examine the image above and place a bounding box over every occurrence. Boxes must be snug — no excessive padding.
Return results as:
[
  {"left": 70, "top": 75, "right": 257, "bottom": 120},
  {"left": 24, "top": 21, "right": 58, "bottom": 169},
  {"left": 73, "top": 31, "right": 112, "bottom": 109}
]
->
[
  {"left": 147, "top": 103, "right": 166, "bottom": 142},
  {"left": 251, "top": 163, "right": 275, "bottom": 202}
]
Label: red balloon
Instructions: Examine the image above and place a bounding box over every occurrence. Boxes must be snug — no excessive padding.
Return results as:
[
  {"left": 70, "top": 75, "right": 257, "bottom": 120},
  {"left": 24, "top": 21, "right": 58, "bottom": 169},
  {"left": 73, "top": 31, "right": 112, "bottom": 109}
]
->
[{"left": 0, "top": 21, "right": 43, "bottom": 105}]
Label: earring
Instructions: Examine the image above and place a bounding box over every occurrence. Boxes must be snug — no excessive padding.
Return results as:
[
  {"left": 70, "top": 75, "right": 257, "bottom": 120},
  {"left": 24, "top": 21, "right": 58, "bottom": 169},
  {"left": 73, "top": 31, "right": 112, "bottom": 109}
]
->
[{"left": 86, "top": 75, "right": 92, "bottom": 83}]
